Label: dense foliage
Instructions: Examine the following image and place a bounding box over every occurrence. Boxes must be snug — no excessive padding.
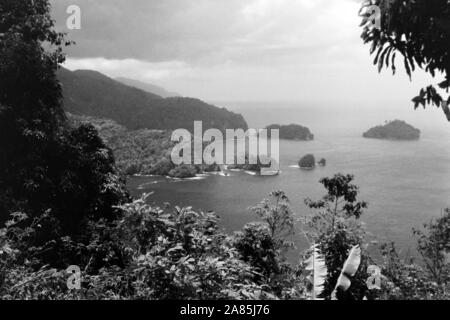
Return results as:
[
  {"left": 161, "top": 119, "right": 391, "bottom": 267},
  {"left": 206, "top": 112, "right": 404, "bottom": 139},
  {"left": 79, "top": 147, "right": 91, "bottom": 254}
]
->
[
  {"left": 69, "top": 114, "right": 221, "bottom": 178},
  {"left": 376, "top": 236, "right": 449, "bottom": 300},
  {"left": 413, "top": 210, "right": 450, "bottom": 286},
  {"left": 1, "top": 170, "right": 447, "bottom": 300},
  {"left": 0, "top": 0, "right": 128, "bottom": 237},
  {"left": 0, "top": 194, "right": 304, "bottom": 300},
  {"left": 69, "top": 114, "right": 173, "bottom": 175},
  {"left": 360, "top": 0, "right": 450, "bottom": 120}
]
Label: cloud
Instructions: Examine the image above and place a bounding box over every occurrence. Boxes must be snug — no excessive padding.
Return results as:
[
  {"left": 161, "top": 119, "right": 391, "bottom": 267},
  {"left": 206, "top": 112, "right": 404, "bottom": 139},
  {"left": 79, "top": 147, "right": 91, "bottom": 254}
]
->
[
  {"left": 64, "top": 58, "right": 191, "bottom": 80},
  {"left": 52, "top": 0, "right": 434, "bottom": 102},
  {"left": 51, "top": 0, "right": 245, "bottom": 63},
  {"left": 51, "top": 0, "right": 360, "bottom": 64}
]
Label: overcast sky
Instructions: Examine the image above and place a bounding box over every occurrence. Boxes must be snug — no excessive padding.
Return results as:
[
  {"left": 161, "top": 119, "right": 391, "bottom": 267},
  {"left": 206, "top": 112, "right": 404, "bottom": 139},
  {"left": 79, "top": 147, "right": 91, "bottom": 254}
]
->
[{"left": 50, "top": 0, "right": 434, "bottom": 104}]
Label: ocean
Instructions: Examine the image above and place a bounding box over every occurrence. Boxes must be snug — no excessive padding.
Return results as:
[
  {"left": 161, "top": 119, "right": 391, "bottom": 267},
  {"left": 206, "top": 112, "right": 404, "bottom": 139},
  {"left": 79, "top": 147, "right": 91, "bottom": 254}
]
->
[{"left": 128, "top": 101, "right": 450, "bottom": 259}]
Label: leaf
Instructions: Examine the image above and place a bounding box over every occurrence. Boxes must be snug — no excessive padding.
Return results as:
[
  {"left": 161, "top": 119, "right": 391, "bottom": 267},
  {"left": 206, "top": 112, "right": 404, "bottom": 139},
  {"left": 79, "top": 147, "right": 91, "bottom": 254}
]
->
[
  {"left": 438, "top": 79, "right": 450, "bottom": 90},
  {"left": 341, "top": 246, "right": 361, "bottom": 277},
  {"left": 412, "top": 96, "right": 424, "bottom": 110},
  {"left": 404, "top": 57, "right": 412, "bottom": 79},
  {"left": 331, "top": 245, "right": 362, "bottom": 300},
  {"left": 442, "top": 99, "right": 450, "bottom": 121},
  {"left": 305, "top": 244, "right": 327, "bottom": 300}
]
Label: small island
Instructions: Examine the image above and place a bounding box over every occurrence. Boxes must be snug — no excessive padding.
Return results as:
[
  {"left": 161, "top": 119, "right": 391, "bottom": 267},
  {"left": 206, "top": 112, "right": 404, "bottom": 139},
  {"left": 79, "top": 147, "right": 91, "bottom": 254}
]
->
[
  {"left": 299, "top": 154, "right": 316, "bottom": 169},
  {"left": 363, "top": 120, "right": 421, "bottom": 141},
  {"left": 266, "top": 124, "right": 314, "bottom": 141}
]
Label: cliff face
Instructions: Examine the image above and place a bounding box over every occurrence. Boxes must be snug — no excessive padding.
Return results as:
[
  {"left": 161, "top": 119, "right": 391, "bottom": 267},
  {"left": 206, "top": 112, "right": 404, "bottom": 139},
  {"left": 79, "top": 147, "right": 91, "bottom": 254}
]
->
[
  {"left": 266, "top": 124, "right": 314, "bottom": 140},
  {"left": 363, "top": 120, "right": 421, "bottom": 140},
  {"left": 58, "top": 68, "right": 248, "bottom": 133}
]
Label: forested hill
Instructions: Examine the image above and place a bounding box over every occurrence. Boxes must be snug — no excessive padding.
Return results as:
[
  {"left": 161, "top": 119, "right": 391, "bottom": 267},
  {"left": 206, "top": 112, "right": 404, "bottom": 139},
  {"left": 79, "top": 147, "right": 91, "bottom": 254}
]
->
[
  {"left": 57, "top": 68, "right": 248, "bottom": 132},
  {"left": 115, "top": 77, "right": 181, "bottom": 98}
]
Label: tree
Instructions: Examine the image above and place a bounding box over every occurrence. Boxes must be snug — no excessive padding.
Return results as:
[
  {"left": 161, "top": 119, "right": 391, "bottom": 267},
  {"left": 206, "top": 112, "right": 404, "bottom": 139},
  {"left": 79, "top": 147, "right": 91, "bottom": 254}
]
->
[
  {"left": 48, "top": 124, "right": 129, "bottom": 234},
  {"left": 413, "top": 209, "right": 450, "bottom": 285},
  {"left": 0, "top": 0, "right": 128, "bottom": 239},
  {"left": 360, "top": 0, "right": 450, "bottom": 121},
  {"left": 234, "top": 223, "right": 280, "bottom": 278},
  {"left": 234, "top": 191, "right": 303, "bottom": 298},
  {"left": 0, "top": 0, "right": 68, "bottom": 218},
  {"left": 376, "top": 241, "right": 449, "bottom": 300},
  {"left": 248, "top": 190, "right": 295, "bottom": 245},
  {"left": 303, "top": 174, "right": 368, "bottom": 299},
  {"left": 375, "top": 209, "right": 449, "bottom": 300}
]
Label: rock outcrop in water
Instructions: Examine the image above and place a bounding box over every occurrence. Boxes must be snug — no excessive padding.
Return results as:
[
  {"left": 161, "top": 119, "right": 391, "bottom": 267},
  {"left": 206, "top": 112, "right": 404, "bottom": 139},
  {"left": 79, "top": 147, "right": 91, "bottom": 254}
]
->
[
  {"left": 266, "top": 124, "right": 314, "bottom": 140},
  {"left": 299, "top": 154, "right": 316, "bottom": 169},
  {"left": 363, "top": 120, "right": 421, "bottom": 140}
]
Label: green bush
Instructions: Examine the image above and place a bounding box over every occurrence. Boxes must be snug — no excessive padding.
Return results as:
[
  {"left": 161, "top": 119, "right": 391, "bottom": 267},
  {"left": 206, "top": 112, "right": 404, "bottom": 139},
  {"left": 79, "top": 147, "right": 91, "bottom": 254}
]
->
[
  {"left": 0, "top": 196, "right": 286, "bottom": 300},
  {"left": 374, "top": 242, "right": 449, "bottom": 300}
]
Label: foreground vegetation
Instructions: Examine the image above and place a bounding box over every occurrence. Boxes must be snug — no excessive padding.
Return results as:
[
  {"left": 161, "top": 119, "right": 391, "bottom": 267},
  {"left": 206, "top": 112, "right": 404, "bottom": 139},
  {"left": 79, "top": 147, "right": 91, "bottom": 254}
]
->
[{"left": 0, "top": 174, "right": 448, "bottom": 300}]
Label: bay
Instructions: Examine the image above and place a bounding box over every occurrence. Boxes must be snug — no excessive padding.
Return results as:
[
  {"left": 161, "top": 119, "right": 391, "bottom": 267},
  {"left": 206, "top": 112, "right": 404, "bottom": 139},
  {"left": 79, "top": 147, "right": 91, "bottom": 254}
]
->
[{"left": 128, "top": 101, "right": 450, "bottom": 257}]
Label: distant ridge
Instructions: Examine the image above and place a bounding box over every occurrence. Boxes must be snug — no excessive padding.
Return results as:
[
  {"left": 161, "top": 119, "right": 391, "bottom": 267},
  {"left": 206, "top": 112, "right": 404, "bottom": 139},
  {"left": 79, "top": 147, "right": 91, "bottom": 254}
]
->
[
  {"left": 57, "top": 68, "right": 248, "bottom": 132},
  {"left": 116, "top": 77, "right": 181, "bottom": 98}
]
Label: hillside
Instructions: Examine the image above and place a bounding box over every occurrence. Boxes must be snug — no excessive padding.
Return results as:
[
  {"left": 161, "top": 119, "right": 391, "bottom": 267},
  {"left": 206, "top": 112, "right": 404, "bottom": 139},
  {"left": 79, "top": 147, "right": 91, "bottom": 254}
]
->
[
  {"left": 363, "top": 120, "right": 421, "bottom": 140},
  {"left": 116, "top": 77, "right": 181, "bottom": 98},
  {"left": 266, "top": 124, "right": 314, "bottom": 140},
  {"left": 58, "top": 68, "right": 248, "bottom": 132},
  {"left": 68, "top": 114, "right": 222, "bottom": 177},
  {"left": 67, "top": 114, "right": 172, "bottom": 174}
]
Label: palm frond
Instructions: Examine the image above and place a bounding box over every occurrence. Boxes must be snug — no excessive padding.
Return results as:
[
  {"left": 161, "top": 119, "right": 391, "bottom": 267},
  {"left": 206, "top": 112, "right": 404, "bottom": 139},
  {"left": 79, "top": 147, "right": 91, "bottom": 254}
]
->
[{"left": 305, "top": 244, "right": 327, "bottom": 300}]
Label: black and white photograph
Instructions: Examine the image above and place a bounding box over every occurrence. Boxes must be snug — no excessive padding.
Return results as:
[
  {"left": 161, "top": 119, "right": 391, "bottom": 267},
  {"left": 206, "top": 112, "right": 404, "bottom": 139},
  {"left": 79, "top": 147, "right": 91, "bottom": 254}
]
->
[{"left": 0, "top": 0, "right": 449, "bottom": 307}]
